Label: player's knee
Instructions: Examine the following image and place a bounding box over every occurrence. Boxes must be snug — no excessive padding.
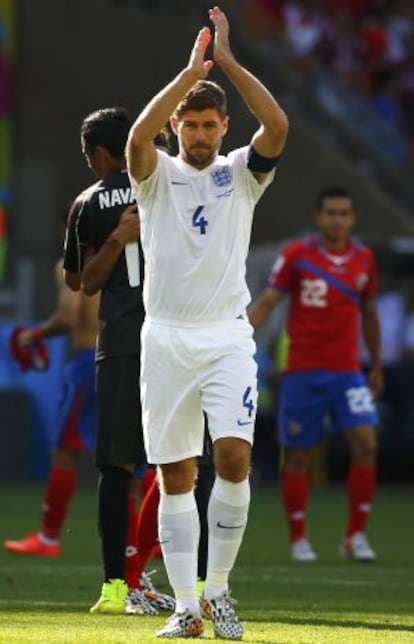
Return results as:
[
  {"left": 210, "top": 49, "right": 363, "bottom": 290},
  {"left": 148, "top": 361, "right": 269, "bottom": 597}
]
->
[
  {"left": 214, "top": 438, "right": 251, "bottom": 482},
  {"left": 349, "top": 429, "right": 377, "bottom": 464},
  {"left": 352, "top": 440, "right": 377, "bottom": 464},
  {"left": 285, "top": 448, "right": 311, "bottom": 472},
  {"left": 51, "top": 449, "right": 78, "bottom": 469},
  {"left": 158, "top": 459, "right": 197, "bottom": 494}
]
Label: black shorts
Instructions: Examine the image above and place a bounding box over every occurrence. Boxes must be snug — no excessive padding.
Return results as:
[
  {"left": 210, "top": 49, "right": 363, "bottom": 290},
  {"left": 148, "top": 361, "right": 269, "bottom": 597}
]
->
[{"left": 95, "top": 354, "right": 145, "bottom": 468}]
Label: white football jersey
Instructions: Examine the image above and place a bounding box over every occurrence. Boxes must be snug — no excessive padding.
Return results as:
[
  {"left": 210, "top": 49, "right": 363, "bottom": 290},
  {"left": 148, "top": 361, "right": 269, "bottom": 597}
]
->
[{"left": 130, "top": 146, "right": 274, "bottom": 324}]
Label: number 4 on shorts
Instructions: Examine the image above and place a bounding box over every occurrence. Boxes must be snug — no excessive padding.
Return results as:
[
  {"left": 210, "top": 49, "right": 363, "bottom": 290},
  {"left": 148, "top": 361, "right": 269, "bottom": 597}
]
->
[{"left": 243, "top": 386, "right": 254, "bottom": 417}]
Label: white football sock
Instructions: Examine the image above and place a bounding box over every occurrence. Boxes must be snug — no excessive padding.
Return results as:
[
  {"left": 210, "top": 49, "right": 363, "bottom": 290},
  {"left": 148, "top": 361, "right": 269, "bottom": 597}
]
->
[
  {"left": 204, "top": 476, "right": 250, "bottom": 600},
  {"left": 158, "top": 490, "right": 200, "bottom": 615}
]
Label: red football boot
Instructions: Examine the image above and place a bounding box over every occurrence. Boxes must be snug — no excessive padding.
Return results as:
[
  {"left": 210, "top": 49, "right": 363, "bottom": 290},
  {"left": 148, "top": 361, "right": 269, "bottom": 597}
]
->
[{"left": 3, "top": 533, "right": 61, "bottom": 557}]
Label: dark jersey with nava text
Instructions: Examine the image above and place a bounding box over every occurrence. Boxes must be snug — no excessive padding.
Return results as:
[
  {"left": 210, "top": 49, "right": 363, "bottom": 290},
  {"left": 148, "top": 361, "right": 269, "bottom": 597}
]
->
[{"left": 63, "top": 169, "right": 144, "bottom": 361}]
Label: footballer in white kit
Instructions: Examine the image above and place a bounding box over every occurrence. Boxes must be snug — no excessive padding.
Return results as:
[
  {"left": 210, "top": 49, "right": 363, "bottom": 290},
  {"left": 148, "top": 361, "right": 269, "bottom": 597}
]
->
[
  {"left": 127, "top": 6, "right": 288, "bottom": 641},
  {"left": 131, "top": 146, "right": 274, "bottom": 464}
]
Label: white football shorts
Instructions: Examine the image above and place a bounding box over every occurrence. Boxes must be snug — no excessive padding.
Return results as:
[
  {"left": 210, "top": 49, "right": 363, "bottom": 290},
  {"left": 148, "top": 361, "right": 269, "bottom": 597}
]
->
[{"left": 140, "top": 317, "right": 258, "bottom": 464}]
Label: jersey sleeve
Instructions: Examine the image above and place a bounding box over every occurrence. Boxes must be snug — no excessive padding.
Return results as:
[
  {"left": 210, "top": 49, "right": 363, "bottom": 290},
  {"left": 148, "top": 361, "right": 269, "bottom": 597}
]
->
[
  {"left": 63, "top": 198, "right": 90, "bottom": 273},
  {"left": 228, "top": 146, "right": 275, "bottom": 204},
  {"left": 268, "top": 241, "right": 303, "bottom": 292},
  {"left": 129, "top": 149, "right": 166, "bottom": 210},
  {"left": 361, "top": 248, "right": 378, "bottom": 300}
]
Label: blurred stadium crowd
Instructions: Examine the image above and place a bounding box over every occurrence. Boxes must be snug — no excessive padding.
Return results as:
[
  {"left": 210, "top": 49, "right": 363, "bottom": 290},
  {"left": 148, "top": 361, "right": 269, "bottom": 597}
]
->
[
  {"left": 109, "top": 0, "right": 414, "bottom": 168},
  {"left": 243, "top": 0, "right": 414, "bottom": 162}
]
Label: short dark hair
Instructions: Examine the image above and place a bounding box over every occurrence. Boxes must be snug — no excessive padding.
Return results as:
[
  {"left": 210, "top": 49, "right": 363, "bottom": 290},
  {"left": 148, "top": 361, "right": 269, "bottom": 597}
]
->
[
  {"left": 174, "top": 80, "right": 227, "bottom": 120},
  {"left": 80, "top": 107, "right": 131, "bottom": 158},
  {"left": 315, "top": 186, "right": 354, "bottom": 211}
]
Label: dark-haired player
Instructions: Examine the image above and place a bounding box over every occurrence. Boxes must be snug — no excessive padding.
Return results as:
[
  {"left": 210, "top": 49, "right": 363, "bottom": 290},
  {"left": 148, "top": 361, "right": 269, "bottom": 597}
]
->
[
  {"left": 127, "top": 6, "right": 288, "bottom": 639},
  {"left": 249, "top": 186, "right": 383, "bottom": 563},
  {"left": 63, "top": 107, "right": 172, "bottom": 615}
]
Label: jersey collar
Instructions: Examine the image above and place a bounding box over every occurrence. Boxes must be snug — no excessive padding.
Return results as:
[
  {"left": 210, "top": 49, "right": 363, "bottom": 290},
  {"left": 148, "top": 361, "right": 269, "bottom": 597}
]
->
[{"left": 315, "top": 236, "right": 356, "bottom": 266}]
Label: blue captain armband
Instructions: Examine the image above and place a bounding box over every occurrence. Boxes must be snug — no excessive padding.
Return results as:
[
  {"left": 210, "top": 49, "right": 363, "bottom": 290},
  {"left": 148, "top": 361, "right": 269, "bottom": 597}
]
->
[{"left": 247, "top": 145, "right": 280, "bottom": 172}]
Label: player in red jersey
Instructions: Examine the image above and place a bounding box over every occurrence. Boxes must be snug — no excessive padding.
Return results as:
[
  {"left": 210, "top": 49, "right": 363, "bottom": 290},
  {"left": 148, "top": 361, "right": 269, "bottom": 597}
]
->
[
  {"left": 3, "top": 264, "right": 99, "bottom": 558},
  {"left": 249, "top": 186, "right": 383, "bottom": 562}
]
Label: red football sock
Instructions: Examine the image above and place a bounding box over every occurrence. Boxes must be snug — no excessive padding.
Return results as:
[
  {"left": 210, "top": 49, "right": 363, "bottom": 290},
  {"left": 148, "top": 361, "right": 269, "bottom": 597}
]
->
[
  {"left": 41, "top": 466, "right": 77, "bottom": 539},
  {"left": 125, "top": 491, "right": 139, "bottom": 589},
  {"left": 346, "top": 463, "right": 376, "bottom": 537},
  {"left": 148, "top": 543, "right": 162, "bottom": 559},
  {"left": 281, "top": 467, "right": 309, "bottom": 543},
  {"left": 134, "top": 476, "right": 160, "bottom": 588}
]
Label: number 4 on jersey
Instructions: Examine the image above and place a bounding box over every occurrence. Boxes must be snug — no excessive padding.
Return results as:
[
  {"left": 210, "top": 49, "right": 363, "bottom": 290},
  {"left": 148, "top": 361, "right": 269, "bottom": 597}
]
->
[{"left": 192, "top": 206, "right": 208, "bottom": 235}]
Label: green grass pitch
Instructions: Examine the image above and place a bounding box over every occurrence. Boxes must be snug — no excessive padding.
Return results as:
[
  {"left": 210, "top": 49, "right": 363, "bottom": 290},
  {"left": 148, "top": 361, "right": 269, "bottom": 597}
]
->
[{"left": 1, "top": 482, "right": 414, "bottom": 642}]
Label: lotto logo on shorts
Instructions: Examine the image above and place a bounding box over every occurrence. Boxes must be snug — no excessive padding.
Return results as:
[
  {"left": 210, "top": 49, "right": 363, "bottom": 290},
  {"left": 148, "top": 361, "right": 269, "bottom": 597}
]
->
[{"left": 211, "top": 166, "right": 233, "bottom": 187}]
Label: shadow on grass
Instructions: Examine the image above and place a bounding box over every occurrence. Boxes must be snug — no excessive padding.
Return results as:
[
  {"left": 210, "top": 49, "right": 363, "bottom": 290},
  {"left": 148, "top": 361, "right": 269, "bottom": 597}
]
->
[
  {"left": 248, "top": 614, "right": 414, "bottom": 634},
  {"left": 0, "top": 605, "right": 88, "bottom": 614},
  {"left": 2, "top": 605, "right": 414, "bottom": 634}
]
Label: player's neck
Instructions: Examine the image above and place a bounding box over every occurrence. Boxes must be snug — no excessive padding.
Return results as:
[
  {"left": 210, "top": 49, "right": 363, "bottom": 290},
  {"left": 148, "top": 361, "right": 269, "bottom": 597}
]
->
[
  {"left": 180, "top": 152, "right": 217, "bottom": 171},
  {"left": 100, "top": 160, "right": 126, "bottom": 180},
  {"left": 320, "top": 237, "right": 350, "bottom": 253}
]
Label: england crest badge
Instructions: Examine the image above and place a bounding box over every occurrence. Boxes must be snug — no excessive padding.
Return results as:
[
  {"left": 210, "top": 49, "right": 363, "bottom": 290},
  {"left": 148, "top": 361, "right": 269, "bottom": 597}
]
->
[{"left": 211, "top": 166, "right": 233, "bottom": 187}]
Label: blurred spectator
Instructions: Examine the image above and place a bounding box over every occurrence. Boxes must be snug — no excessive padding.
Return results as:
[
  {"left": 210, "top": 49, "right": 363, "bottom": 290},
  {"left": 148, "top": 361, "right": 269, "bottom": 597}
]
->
[
  {"left": 376, "top": 282, "right": 406, "bottom": 366},
  {"left": 318, "top": 6, "right": 365, "bottom": 88},
  {"left": 361, "top": 271, "right": 406, "bottom": 367},
  {"left": 403, "top": 310, "right": 414, "bottom": 361},
  {"left": 371, "top": 70, "right": 404, "bottom": 127},
  {"left": 399, "top": 45, "right": 414, "bottom": 137},
  {"left": 281, "top": 1, "right": 324, "bottom": 74},
  {"left": 241, "top": 0, "right": 284, "bottom": 42},
  {"left": 325, "top": 0, "right": 375, "bottom": 21},
  {"left": 241, "top": 0, "right": 414, "bottom": 164},
  {"left": 385, "top": 0, "right": 414, "bottom": 66},
  {"left": 360, "top": 270, "right": 408, "bottom": 441}
]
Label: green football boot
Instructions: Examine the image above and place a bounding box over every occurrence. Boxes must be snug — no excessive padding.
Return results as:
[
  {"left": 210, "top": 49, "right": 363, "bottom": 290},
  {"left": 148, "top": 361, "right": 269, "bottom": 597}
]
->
[{"left": 90, "top": 578, "right": 128, "bottom": 614}]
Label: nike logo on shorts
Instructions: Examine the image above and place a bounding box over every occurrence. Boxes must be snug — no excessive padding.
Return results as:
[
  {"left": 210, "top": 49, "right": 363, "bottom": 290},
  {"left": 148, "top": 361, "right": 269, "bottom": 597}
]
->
[
  {"left": 237, "top": 419, "right": 253, "bottom": 426},
  {"left": 217, "top": 521, "right": 245, "bottom": 530}
]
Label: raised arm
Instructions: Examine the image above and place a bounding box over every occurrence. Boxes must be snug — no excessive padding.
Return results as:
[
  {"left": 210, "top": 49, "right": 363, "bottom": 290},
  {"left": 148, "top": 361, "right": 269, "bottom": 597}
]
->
[
  {"left": 126, "top": 27, "right": 214, "bottom": 183},
  {"left": 209, "top": 6, "right": 289, "bottom": 176}
]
